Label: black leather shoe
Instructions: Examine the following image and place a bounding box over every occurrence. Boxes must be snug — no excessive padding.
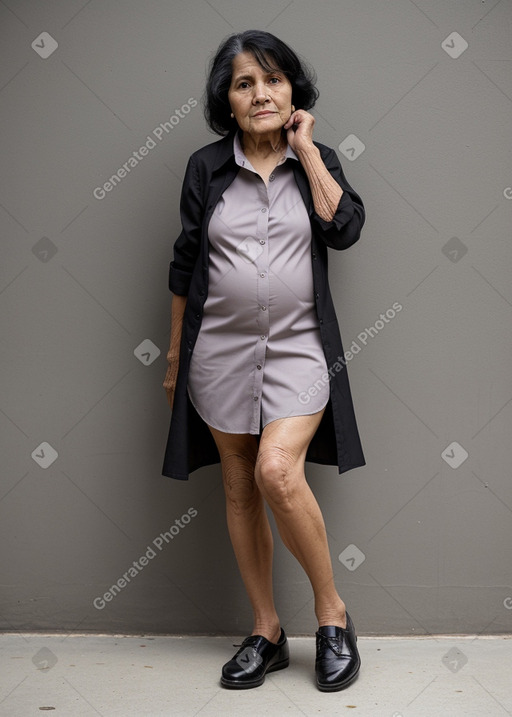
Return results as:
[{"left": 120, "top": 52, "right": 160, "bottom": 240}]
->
[
  {"left": 220, "top": 628, "right": 289, "bottom": 689},
  {"left": 315, "top": 612, "right": 361, "bottom": 691}
]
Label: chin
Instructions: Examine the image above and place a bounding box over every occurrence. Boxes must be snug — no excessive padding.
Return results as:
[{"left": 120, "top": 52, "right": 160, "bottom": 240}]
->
[{"left": 249, "top": 120, "right": 283, "bottom": 133}]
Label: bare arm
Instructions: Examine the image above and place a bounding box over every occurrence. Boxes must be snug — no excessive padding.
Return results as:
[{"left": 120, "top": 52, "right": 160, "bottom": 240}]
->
[
  {"left": 163, "top": 293, "right": 187, "bottom": 409},
  {"left": 284, "top": 110, "right": 364, "bottom": 249},
  {"left": 295, "top": 144, "right": 343, "bottom": 222}
]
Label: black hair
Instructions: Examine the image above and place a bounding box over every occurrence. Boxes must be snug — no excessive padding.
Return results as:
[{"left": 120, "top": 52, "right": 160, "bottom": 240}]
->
[{"left": 203, "top": 30, "right": 319, "bottom": 136}]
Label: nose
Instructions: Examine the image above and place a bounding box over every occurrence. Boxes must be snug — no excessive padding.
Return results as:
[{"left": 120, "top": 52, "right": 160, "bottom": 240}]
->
[{"left": 252, "top": 81, "right": 269, "bottom": 104}]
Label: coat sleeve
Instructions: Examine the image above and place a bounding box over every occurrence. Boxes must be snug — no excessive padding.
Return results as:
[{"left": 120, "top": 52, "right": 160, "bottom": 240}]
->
[
  {"left": 310, "top": 145, "right": 365, "bottom": 251},
  {"left": 168, "top": 154, "right": 204, "bottom": 296}
]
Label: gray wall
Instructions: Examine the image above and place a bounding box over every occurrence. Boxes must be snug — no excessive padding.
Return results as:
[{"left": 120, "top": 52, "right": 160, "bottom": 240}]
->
[{"left": 1, "top": 0, "right": 511, "bottom": 637}]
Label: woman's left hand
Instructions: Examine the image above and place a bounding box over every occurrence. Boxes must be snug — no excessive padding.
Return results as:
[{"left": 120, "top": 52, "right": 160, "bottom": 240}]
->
[{"left": 284, "top": 108, "right": 316, "bottom": 153}]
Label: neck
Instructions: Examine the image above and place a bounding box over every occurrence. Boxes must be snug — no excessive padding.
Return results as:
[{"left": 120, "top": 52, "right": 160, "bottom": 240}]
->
[{"left": 241, "top": 130, "right": 285, "bottom": 158}]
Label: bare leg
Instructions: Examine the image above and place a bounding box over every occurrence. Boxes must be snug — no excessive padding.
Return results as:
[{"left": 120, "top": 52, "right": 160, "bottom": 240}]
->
[
  {"left": 208, "top": 427, "right": 281, "bottom": 644},
  {"left": 255, "top": 409, "right": 346, "bottom": 629}
]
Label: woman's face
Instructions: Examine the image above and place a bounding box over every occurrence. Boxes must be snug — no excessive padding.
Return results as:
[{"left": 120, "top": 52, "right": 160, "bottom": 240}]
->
[{"left": 228, "top": 51, "right": 293, "bottom": 138}]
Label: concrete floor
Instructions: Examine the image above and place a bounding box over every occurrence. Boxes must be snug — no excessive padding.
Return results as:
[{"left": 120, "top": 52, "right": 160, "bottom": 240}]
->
[{"left": 0, "top": 633, "right": 510, "bottom": 716}]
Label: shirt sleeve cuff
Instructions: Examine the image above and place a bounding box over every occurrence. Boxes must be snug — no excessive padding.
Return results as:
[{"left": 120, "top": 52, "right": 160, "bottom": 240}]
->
[
  {"left": 312, "top": 190, "right": 355, "bottom": 232},
  {"left": 168, "top": 262, "right": 192, "bottom": 295}
]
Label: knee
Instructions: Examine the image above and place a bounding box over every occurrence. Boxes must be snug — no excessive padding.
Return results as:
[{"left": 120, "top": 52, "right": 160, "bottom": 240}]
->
[
  {"left": 222, "top": 456, "right": 260, "bottom": 516},
  {"left": 255, "top": 446, "right": 297, "bottom": 509}
]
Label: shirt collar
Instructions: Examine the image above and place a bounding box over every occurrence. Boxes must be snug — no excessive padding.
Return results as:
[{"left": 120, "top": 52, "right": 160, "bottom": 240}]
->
[{"left": 233, "top": 129, "right": 298, "bottom": 169}]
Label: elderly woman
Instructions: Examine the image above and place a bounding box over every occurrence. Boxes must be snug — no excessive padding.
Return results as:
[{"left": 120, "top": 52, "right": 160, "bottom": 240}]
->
[{"left": 162, "top": 30, "right": 366, "bottom": 691}]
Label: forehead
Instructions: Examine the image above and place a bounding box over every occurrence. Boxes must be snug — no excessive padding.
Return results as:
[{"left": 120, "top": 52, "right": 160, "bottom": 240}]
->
[{"left": 230, "top": 51, "right": 281, "bottom": 78}]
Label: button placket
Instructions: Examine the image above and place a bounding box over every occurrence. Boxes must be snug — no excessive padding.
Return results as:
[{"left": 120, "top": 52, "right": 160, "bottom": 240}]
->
[{"left": 251, "top": 178, "right": 271, "bottom": 431}]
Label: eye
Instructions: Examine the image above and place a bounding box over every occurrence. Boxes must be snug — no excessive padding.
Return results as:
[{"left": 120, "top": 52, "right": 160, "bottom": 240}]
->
[
  {"left": 269, "top": 77, "right": 280, "bottom": 84},
  {"left": 238, "top": 81, "right": 250, "bottom": 89}
]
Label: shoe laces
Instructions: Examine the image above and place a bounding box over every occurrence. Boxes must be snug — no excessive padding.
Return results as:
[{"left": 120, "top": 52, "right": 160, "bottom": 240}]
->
[
  {"left": 231, "top": 635, "right": 261, "bottom": 652},
  {"left": 317, "top": 632, "right": 346, "bottom": 658}
]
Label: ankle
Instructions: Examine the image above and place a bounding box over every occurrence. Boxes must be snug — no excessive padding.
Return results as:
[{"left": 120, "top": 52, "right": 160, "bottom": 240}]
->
[
  {"left": 252, "top": 618, "right": 282, "bottom": 644},
  {"left": 316, "top": 599, "right": 347, "bottom": 629}
]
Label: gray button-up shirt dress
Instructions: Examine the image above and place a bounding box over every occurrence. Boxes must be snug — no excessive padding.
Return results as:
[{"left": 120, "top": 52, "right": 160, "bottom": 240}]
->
[
  {"left": 187, "top": 131, "right": 329, "bottom": 434},
  {"left": 162, "top": 129, "right": 366, "bottom": 480}
]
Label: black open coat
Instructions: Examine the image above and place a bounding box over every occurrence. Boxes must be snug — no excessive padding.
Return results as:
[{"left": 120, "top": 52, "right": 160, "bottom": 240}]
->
[{"left": 162, "top": 130, "right": 366, "bottom": 480}]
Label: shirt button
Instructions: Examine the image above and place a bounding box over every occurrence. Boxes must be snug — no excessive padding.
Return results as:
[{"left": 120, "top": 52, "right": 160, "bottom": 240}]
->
[
  {"left": 260, "top": 335, "right": 266, "bottom": 340},
  {"left": 260, "top": 273, "right": 265, "bottom": 278},
  {"left": 259, "top": 240, "right": 265, "bottom": 245},
  {"left": 261, "top": 207, "right": 267, "bottom": 213},
  {"left": 261, "top": 306, "right": 267, "bottom": 311},
  {"left": 253, "top": 396, "right": 259, "bottom": 401},
  {"left": 269, "top": 174, "right": 275, "bottom": 182},
  {"left": 257, "top": 364, "right": 262, "bottom": 370}
]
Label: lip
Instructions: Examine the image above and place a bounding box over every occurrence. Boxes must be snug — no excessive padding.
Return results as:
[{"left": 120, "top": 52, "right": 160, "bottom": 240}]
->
[{"left": 253, "top": 111, "right": 276, "bottom": 117}]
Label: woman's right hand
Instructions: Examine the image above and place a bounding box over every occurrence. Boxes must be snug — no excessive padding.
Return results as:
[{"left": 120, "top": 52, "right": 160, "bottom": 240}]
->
[{"left": 163, "top": 353, "right": 179, "bottom": 410}]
